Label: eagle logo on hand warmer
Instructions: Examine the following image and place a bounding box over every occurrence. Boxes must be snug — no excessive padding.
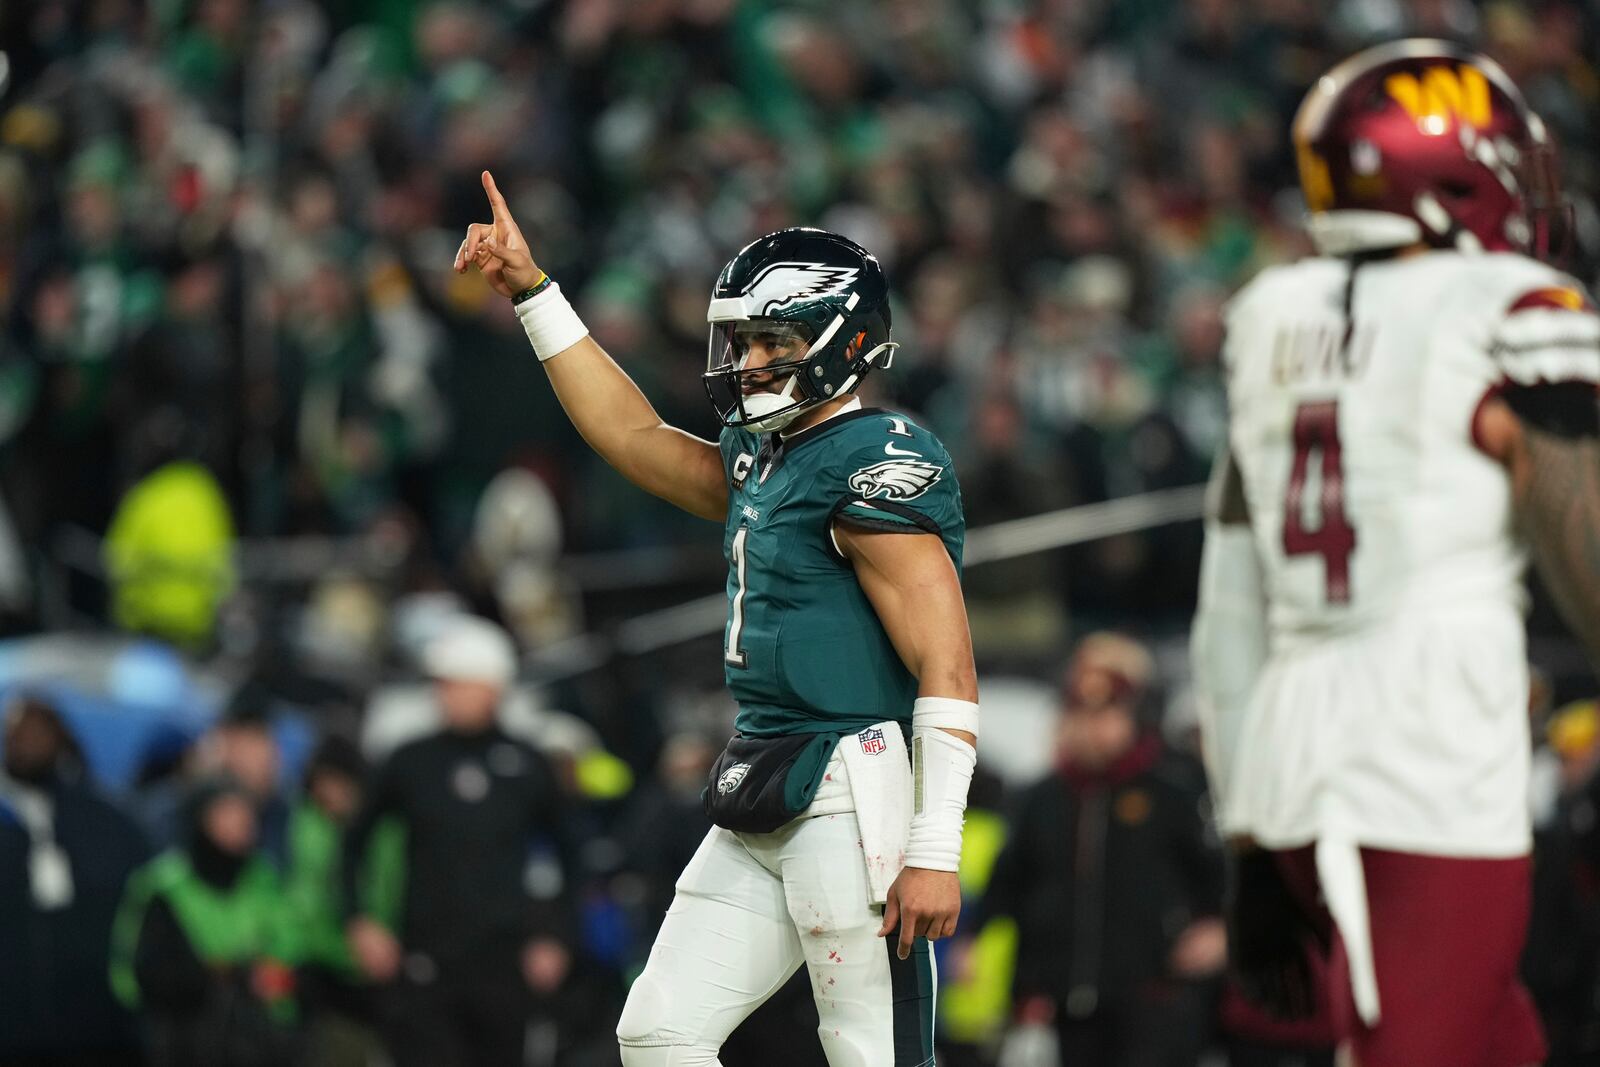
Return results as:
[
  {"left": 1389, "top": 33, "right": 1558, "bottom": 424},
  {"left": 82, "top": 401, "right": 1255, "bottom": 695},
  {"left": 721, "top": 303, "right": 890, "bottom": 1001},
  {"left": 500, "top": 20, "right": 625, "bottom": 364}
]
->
[
  {"left": 847, "top": 460, "right": 943, "bottom": 501},
  {"left": 717, "top": 763, "right": 751, "bottom": 795}
]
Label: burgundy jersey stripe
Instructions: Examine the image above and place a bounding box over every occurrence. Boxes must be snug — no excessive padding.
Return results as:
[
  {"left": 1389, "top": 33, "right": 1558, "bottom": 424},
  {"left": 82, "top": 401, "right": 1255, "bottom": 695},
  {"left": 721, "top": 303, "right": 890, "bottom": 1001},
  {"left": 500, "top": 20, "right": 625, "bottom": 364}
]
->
[{"left": 1506, "top": 286, "right": 1595, "bottom": 315}]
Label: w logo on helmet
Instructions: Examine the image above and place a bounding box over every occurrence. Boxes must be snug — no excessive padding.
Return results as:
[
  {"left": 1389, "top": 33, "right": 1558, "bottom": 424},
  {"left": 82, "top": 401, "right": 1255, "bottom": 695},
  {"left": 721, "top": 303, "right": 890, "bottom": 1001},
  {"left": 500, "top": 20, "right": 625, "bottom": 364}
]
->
[
  {"left": 744, "top": 262, "right": 860, "bottom": 315},
  {"left": 1384, "top": 64, "right": 1492, "bottom": 128},
  {"left": 848, "top": 460, "right": 943, "bottom": 501}
]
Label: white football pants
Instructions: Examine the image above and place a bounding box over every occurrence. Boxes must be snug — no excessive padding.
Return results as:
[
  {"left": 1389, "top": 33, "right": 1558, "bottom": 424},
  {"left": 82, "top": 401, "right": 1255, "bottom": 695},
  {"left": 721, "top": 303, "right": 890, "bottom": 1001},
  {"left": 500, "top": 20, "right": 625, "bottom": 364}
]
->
[{"left": 616, "top": 809, "right": 935, "bottom": 1067}]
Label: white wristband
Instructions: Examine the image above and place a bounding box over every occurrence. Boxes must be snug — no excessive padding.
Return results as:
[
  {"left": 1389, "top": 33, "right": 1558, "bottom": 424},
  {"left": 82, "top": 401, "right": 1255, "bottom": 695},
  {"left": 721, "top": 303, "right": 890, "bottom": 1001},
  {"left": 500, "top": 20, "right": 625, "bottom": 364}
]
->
[
  {"left": 515, "top": 282, "right": 589, "bottom": 361},
  {"left": 912, "top": 696, "right": 980, "bottom": 738},
  {"left": 904, "top": 722, "right": 977, "bottom": 872}
]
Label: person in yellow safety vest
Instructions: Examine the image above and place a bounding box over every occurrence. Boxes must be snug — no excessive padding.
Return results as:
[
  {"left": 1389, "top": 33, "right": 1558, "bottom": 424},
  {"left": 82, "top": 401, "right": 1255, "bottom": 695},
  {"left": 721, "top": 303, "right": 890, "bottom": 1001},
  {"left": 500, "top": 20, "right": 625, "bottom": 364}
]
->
[
  {"left": 935, "top": 768, "right": 1017, "bottom": 1064},
  {"left": 103, "top": 460, "right": 235, "bottom": 650},
  {"left": 110, "top": 779, "right": 302, "bottom": 1067}
]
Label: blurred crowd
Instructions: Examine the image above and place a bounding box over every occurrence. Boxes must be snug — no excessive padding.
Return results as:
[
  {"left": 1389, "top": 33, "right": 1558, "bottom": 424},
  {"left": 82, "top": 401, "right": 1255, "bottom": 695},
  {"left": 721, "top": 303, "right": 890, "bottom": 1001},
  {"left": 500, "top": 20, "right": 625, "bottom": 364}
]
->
[
  {"left": 3, "top": 0, "right": 1599, "bottom": 644},
  {"left": 3, "top": 0, "right": 1600, "bottom": 1065},
  {"left": 8, "top": 620, "right": 1600, "bottom": 1067}
]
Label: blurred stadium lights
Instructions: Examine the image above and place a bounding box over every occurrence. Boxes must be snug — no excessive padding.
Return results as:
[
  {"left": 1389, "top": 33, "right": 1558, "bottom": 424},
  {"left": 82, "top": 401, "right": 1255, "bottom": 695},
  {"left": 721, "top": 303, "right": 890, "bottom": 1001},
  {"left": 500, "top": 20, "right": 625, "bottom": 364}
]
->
[
  {"left": 962, "top": 483, "right": 1206, "bottom": 567},
  {"left": 45, "top": 483, "right": 1207, "bottom": 678},
  {"left": 541, "top": 483, "right": 1208, "bottom": 678}
]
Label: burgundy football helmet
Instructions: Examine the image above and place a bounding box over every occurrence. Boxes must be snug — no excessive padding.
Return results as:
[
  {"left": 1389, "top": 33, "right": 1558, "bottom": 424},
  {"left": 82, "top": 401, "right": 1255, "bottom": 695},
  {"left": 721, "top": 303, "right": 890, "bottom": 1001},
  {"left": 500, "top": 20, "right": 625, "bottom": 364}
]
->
[{"left": 1293, "top": 39, "right": 1566, "bottom": 259}]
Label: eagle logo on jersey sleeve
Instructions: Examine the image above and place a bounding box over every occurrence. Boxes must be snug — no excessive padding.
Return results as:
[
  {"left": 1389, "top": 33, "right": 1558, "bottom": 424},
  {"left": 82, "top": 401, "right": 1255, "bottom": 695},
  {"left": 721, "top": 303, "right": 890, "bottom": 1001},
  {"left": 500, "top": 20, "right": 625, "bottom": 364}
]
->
[{"left": 847, "top": 459, "right": 943, "bottom": 501}]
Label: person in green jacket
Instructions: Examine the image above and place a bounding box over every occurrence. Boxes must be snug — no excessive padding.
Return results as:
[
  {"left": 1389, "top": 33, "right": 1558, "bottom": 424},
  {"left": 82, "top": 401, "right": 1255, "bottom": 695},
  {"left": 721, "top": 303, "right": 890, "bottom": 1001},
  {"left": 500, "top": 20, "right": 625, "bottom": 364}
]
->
[
  {"left": 286, "top": 738, "right": 370, "bottom": 979},
  {"left": 110, "top": 779, "right": 301, "bottom": 1067},
  {"left": 284, "top": 736, "right": 403, "bottom": 1067}
]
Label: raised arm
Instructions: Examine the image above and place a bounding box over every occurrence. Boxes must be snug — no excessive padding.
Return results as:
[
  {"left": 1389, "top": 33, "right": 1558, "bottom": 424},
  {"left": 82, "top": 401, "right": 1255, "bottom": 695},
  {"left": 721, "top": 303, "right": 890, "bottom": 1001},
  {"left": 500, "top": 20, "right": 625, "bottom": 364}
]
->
[{"left": 455, "top": 171, "right": 726, "bottom": 521}]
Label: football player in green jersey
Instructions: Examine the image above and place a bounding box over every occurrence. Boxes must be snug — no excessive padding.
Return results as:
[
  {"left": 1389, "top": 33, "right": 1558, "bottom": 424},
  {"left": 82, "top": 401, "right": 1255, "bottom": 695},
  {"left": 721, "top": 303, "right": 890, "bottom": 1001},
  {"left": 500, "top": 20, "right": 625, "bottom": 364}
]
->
[{"left": 457, "top": 170, "right": 979, "bottom": 1067}]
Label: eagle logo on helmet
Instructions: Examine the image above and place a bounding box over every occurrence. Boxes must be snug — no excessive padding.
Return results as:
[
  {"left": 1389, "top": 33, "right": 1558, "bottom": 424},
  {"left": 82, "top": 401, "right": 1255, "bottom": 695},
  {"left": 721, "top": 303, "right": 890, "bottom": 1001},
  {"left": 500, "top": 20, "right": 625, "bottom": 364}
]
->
[
  {"left": 744, "top": 262, "right": 861, "bottom": 315},
  {"left": 848, "top": 460, "right": 943, "bottom": 501}
]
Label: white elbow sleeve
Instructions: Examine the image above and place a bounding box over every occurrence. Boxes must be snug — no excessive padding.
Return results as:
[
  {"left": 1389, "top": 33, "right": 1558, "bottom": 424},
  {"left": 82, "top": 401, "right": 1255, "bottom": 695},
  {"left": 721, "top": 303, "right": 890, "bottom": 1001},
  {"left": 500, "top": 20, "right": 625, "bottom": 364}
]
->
[
  {"left": 515, "top": 282, "right": 590, "bottom": 361},
  {"left": 905, "top": 698, "right": 978, "bottom": 872}
]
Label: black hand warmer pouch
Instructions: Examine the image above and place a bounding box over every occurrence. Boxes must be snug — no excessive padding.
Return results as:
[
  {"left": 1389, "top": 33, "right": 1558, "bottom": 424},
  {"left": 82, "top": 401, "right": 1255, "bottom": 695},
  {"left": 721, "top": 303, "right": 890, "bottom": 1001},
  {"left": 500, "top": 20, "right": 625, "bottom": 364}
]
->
[{"left": 702, "top": 732, "right": 840, "bottom": 833}]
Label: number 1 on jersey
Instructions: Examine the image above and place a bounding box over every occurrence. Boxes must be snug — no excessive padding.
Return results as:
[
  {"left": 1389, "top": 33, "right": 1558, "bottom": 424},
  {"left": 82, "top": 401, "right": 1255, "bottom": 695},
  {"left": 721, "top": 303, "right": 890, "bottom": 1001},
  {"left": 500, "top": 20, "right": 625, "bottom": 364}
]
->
[
  {"left": 1283, "top": 400, "right": 1356, "bottom": 603},
  {"left": 725, "top": 526, "right": 750, "bottom": 667}
]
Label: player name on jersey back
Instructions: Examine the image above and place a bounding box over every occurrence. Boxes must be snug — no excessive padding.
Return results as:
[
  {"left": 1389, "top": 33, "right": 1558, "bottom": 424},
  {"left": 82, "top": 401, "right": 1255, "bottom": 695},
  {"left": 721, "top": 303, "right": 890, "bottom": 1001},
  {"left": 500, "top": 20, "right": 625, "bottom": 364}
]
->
[
  {"left": 1270, "top": 321, "right": 1376, "bottom": 386},
  {"left": 1223, "top": 250, "right": 1600, "bottom": 641}
]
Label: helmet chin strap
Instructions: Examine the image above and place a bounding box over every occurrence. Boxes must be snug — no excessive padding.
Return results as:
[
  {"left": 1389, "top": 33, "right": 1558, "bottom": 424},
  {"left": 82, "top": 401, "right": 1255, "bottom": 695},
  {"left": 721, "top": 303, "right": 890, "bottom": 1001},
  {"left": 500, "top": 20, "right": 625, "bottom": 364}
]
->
[
  {"left": 746, "top": 341, "right": 898, "bottom": 432},
  {"left": 740, "top": 377, "right": 814, "bottom": 433},
  {"left": 730, "top": 325, "right": 895, "bottom": 433},
  {"left": 861, "top": 341, "right": 898, "bottom": 370}
]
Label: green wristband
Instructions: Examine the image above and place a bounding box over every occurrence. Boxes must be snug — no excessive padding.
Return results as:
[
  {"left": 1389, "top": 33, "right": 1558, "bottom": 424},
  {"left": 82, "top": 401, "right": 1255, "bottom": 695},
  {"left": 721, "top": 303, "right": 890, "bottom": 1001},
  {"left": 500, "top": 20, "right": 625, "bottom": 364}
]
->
[{"left": 512, "top": 273, "right": 553, "bottom": 306}]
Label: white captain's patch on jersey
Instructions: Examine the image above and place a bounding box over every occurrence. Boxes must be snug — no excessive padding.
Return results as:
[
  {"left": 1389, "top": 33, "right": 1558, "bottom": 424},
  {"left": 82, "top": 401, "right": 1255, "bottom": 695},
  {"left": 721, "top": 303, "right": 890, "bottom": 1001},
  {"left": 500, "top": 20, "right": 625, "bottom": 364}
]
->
[
  {"left": 731, "top": 452, "right": 755, "bottom": 488},
  {"left": 743, "top": 262, "right": 859, "bottom": 315},
  {"left": 847, "top": 459, "right": 942, "bottom": 501}
]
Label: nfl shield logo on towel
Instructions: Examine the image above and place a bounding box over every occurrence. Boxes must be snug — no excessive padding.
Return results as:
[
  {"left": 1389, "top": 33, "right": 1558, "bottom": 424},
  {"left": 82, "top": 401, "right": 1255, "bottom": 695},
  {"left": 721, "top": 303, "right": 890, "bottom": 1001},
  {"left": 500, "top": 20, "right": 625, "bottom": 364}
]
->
[{"left": 858, "top": 728, "right": 886, "bottom": 756}]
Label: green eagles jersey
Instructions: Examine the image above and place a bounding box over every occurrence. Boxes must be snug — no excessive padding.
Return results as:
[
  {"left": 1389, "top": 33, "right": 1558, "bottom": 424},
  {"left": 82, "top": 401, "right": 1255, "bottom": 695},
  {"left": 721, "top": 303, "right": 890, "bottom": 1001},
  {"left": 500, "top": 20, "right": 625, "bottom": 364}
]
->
[{"left": 717, "top": 406, "right": 964, "bottom": 737}]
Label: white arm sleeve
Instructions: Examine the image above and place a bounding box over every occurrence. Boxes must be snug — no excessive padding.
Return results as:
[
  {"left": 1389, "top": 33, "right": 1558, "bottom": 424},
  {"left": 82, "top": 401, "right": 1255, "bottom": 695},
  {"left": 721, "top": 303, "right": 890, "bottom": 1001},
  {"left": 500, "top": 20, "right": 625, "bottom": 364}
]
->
[
  {"left": 1190, "top": 517, "right": 1268, "bottom": 823},
  {"left": 904, "top": 698, "right": 978, "bottom": 872}
]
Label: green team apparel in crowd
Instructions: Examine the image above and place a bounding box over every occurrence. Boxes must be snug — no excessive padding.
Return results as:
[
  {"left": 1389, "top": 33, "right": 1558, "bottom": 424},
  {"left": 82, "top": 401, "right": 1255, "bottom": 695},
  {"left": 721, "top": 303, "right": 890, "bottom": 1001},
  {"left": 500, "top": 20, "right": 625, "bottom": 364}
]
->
[
  {"left": 284, "top": 805, "right": 407, "bottom": 977},
  {"left": 109, "top": 850, "right": 300, "bottom": 1018},
  {"left": 718, "top": 406, "right": 963, "bottom": 738}
]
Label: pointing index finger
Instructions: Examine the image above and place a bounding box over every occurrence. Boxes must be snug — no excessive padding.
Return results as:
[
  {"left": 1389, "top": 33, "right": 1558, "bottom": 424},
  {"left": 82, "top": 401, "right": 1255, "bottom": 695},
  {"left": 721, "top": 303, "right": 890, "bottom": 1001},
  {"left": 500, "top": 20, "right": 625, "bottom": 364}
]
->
[{"left": 482, "top": 170, "right": 510, "bottom": 221}]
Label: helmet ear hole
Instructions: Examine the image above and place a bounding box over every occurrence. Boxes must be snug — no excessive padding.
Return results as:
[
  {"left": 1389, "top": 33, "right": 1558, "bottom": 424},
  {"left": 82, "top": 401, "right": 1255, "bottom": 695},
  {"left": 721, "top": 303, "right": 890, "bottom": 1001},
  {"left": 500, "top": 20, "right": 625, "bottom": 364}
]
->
[{"left": 845, "top": 330, "right": 867, "bottom": 361}]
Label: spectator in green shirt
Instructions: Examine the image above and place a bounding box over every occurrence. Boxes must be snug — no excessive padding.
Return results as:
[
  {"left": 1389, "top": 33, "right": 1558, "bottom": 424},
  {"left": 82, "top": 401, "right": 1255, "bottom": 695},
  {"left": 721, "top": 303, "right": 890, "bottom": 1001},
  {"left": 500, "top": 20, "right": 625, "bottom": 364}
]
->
[
  {"left": 286, "top": 736, "right": 401, "bottom": 1067},
  {"left": 110, "top": 778, "right": 302, "bottom": 1067}
]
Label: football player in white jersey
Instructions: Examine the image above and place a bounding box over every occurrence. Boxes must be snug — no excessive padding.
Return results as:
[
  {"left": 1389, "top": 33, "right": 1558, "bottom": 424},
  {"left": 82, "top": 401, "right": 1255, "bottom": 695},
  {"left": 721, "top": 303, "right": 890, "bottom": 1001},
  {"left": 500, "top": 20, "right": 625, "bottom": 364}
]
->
[{"left": 1192, "top": 40, "right": 1600, "bottom": 1067}]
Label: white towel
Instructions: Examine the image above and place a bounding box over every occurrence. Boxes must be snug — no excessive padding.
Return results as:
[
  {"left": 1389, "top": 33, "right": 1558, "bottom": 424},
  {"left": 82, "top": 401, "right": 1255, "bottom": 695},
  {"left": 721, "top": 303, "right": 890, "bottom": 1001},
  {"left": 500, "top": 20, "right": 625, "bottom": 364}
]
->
[
  {"left": 1317, "top": 836, "right": 1380, "bottom": 1026},
  {"left": 838, "top": 721, "right": 912, "bottom": 905}
]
